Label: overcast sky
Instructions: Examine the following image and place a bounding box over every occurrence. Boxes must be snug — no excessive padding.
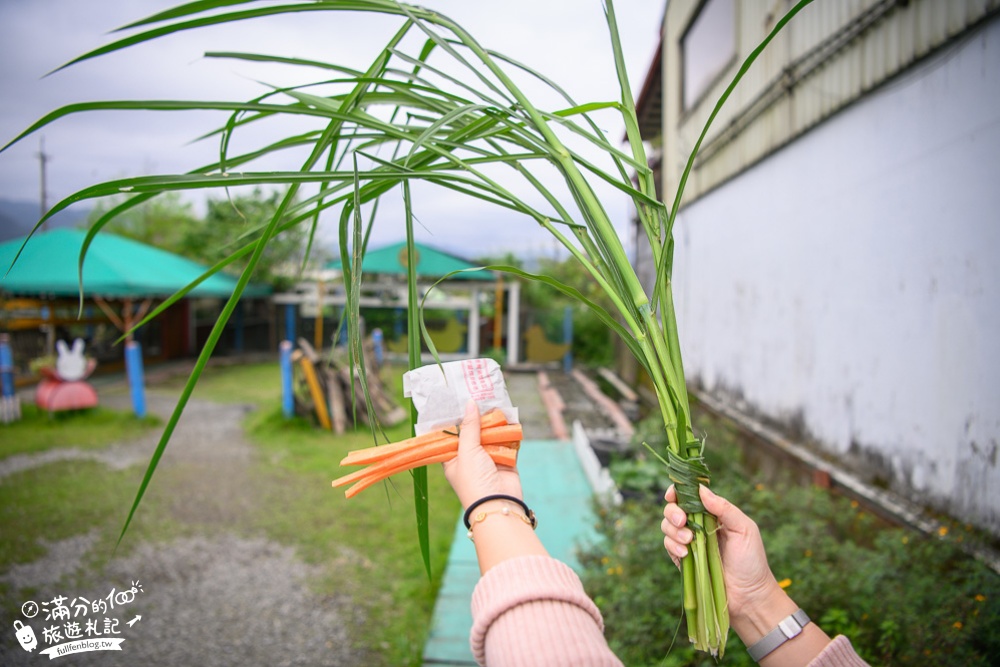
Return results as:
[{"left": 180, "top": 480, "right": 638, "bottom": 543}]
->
[{"left": 0, "top": 0, "right": 663, "bottom": 260}]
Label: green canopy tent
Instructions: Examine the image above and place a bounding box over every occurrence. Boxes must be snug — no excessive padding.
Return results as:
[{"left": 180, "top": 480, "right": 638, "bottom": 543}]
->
[
  {"left": 0, "top": 229, "right": 272, "bottom": 414},
  {"left": 325, "top": 241, "right": 495, "bottom": 282},
  {"left": 0, "top": 228, "right": 269, "bottom": 299}
]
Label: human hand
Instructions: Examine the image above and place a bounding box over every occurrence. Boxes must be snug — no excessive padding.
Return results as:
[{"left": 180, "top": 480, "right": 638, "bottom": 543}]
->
[
  {"left": 661, "top": 485, "right": 784, "bottom": 621},
  {"left": 442, "top": 400, "right": 523, "bottom": 509}
]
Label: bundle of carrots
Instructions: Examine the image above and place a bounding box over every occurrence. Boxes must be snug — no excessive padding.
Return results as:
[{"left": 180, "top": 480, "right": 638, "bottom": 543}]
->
[{"left": 332, "top": 408, "right": 523, "bottom": 498}]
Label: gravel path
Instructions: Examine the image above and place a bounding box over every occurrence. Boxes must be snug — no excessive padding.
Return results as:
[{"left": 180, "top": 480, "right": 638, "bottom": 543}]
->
[{"left": 0, "top": 388, "right": 358, "bottom": 667}]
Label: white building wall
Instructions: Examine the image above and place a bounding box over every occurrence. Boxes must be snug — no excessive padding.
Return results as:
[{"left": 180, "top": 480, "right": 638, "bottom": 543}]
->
[{"left": 673, "top": 18, "right": 1000, "bottom": 534}]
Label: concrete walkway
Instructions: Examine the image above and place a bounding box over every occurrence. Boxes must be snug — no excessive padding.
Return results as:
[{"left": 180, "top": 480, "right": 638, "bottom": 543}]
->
[{"left": 421, "top": 434, "right": 602, "bottom": 665}]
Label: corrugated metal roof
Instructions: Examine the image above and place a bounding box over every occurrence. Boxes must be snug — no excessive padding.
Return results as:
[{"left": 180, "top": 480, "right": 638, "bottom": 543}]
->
[
  {"left": 662, "top": 0, "right": 1000, "bottom": 207},
  {"left": 635, "top": 38, "right": 663, "bottom": 141}
]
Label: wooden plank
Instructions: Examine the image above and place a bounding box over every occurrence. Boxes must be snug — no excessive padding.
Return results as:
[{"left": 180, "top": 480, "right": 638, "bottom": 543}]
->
[
  {"left": 323, "top": 367, "right": 348, "bottom": 435},
  {"left": 596, "top": 367, "right": 639, "bottom": 403},
  {"left": 298, "top": 354, "right": 331, "bottom": 430}
]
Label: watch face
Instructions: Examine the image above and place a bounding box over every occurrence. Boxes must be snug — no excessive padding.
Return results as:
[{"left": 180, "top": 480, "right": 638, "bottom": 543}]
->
[{"left": 22, "top": 601, "right": 39, "bottom": 618}]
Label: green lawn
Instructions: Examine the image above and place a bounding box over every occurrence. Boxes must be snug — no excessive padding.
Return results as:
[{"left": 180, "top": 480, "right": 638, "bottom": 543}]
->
[
  {"left": 1, "top": 361, "right": 460, "bottom": 667},
  {"left": 160, "top": 359, "right": 283, "bottom": 405},
  {"left": 0, "top": 404, "right": 160, "bottom": 459}
]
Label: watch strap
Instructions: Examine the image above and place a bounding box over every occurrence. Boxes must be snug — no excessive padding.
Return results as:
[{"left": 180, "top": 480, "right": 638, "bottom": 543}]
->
[{"left": 747, "top": 608, "right": 811, "bottom": 662}]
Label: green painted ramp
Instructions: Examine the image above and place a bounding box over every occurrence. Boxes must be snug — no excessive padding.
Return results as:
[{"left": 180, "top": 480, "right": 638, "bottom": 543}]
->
[{"left": 422, "top": 439, "right": 602, "bottom": 665}]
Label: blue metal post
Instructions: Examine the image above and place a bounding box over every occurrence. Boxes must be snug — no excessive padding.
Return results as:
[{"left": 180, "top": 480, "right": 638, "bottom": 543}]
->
[
  {"left": 372, "top": 328, "right": 384, "bottom": 366},
  {"left": 0, "top": 335, "right": 14, "bottom": 400},
  {"left": 337, "top": 307, "right": 349, "bottom": 346},
  {"left": 285, "top": 304, "right": 296, "bottom": 343},
  {"left": 0, "top": 333, "right": 20, "bottom": 423},
  {"left": 562, "top": 305, "right": 573, "bottom": 374},
  {"left": 125, "top": 341, "right": 147, "bottom": 418},
  {"left": 279, "top": 340, "right": 294, "bottom": 418}
]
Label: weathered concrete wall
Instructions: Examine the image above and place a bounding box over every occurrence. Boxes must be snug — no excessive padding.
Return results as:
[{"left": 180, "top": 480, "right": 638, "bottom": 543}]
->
[{"left": 673, "top": 17, "right": 1000, "bottom": 535}]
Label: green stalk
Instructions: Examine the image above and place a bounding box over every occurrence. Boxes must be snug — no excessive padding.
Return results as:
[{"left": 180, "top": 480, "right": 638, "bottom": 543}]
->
[
  {"left": 706, "top": 514, "right": 730, "bottom": 649},
  {"left": 681, "top": 550, "right": 698, "bottom": 644}
]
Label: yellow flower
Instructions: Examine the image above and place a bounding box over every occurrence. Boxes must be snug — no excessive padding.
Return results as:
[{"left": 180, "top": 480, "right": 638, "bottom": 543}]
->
[
  {"left": 953, "top": 621, "right": 963, "bottom": 630},
  {"left": 777, "top": 578, "right": 792, "bottom": 589},
  {"left": 938, "top": 526, "right": 949, "bottom": 537},
  {"left": 615, "top": 565, "right": 623, "bottom": 576},
  {"left": 601, "top": 556, "right": 610, "bottom": 565},
  {"left": 606, "top": 567, "right": 615, "bottom": 576},
  {"left": 755, "top": 483, "right": 766, "bottom": 491},
  {"left": 975, "top": 594, "right": 986, "bottom": 603},
  {"left": 901, "top": 536, "right": 909, "bottom": 544},
  {"left": 804, "top": 549, "right": 813, "bottom": 558},
  {"left": 850, "top": 500, "right": 859, "bottom": 509}
]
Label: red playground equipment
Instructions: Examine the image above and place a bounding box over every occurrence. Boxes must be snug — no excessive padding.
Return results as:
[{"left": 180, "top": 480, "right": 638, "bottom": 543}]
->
[{"left": 35, "top": 338, "right": 99, "bottom": 413}]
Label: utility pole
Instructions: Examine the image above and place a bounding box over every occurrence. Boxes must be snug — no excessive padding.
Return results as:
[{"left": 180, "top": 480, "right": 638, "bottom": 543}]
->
[{"left": 37, "top": 136, "right": 51, "bottom": 228}]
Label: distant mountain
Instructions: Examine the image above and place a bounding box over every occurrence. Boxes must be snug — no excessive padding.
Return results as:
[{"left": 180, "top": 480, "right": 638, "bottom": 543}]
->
[{"left": 0, "top": 199, "right": 91, "bottom": 243}]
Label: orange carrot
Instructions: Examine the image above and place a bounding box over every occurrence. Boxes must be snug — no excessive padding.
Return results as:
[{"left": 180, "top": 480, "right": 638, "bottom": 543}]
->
[
  {"left": 340, "top": 430, "right": 451, "bottom": 467},
  {"left": 483, "top": 444, "right": 519, "bottom": 465},
  {"left": 334, "top": 438, "right": 459, "bottom": 488},
  {"left": 343, "top": 451, "right": 458, "bottom": 498},
  {"left": 340, "top": 408, "right": 509, "bottom": 466},
  {"left": 478, "top": 408, "right": 510, "bottom": 430},
  {"left": 479, "top": 423, "right": 523, "bottom": 445},
  {"left": 340, "top": 431, "right": 450, "bottom": 466},
  {"left": 332, "top": 409, "right": 523, "bottom": 499},
  {"left": 332, "top": 437, "right": 523, "bottom": 490},
  {"left": 341, "top": 446, "right": 518, "bottom": 499}
]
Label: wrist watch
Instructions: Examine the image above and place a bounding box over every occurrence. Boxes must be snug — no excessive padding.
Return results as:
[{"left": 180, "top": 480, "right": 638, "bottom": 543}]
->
[{"left": 747, "top": 609, "right": 811, "bottom": 662}]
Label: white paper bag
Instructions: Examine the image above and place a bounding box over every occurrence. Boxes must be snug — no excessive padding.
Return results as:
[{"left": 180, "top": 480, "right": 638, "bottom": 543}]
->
[{"left": 402, "top": 358, "right": 519, "bottom": 435}]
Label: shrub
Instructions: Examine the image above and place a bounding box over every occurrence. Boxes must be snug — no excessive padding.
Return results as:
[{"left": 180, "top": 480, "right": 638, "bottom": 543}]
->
[{"left": 585, "top": 408, "right": 1000, "bottom": 665}]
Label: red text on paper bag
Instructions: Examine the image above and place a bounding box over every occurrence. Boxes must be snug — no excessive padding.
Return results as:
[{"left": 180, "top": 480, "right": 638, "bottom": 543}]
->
[{"left": 462, "top": 359, "right": 496, "bottom": 401}]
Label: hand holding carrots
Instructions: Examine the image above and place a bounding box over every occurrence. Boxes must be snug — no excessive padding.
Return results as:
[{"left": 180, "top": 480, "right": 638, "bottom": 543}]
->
[
  {"left": 332, "top": 400, "right": 522, "bottom": 500},
  {"left": 443, "top": 400, "right": 524, "bottom": 509}
]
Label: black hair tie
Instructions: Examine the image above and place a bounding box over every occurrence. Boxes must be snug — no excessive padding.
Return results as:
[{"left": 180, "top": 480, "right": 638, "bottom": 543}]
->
[{"left": 463, "top": 494, "right": 537, "bottom": 530}]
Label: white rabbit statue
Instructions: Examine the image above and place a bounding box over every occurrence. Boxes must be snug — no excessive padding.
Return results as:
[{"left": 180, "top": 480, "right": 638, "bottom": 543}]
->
[{"left": 55, "top": 338, "right": 89, "bottom": 381}]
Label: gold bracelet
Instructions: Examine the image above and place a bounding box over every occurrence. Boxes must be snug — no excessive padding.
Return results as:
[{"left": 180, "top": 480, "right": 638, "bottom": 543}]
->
[{"left": 466, "top": 505, "right": 534, "bottom": 541}]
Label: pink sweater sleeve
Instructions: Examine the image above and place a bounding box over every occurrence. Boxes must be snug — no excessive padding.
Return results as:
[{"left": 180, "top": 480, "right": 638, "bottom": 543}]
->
[
  {"left": 470, "top": 554, "right": 624, "bottom": 667},
  {"left": 808, "top": 635, "right": 871, "bottom": 667},
  {"left": 469, "top": 556, "right": 869, "bottom": 667}
]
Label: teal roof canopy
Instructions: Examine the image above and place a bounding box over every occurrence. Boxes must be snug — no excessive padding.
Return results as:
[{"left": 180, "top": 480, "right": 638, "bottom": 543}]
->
[
  {"left": 0, "top": 229, "right": 271, "bottom": 298},
  {"left": 326, "top": 242, "right": 494, "bottom": 282}
]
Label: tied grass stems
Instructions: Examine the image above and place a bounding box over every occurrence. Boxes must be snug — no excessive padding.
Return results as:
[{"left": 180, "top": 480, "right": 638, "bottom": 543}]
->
[{"left": 1, "top": 0, "right": 814, "bottom": 657}]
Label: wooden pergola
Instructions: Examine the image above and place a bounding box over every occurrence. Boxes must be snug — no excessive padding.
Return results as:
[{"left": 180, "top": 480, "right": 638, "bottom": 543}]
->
[{"left": 273, "top": 242, "right": 523, "bottom": 363}]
